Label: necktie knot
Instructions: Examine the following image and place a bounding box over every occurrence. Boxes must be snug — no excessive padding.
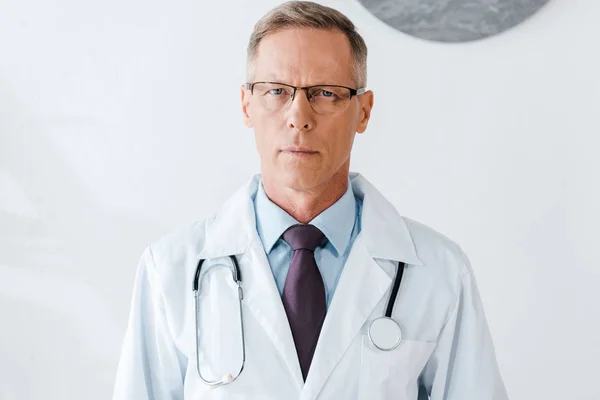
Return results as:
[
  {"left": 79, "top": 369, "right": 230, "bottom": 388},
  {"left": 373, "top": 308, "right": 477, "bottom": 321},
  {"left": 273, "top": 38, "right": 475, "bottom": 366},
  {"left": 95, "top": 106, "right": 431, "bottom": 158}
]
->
[{"left": 282, "top": 224, "right": 325, "bottom": 252}]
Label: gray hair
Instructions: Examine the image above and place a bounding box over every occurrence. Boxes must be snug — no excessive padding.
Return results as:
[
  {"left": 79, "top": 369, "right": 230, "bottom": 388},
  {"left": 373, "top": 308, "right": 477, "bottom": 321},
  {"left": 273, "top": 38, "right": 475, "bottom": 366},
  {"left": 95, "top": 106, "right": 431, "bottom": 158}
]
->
[{"left": 246, "top": 1, "right": 368, "bottom": 87}]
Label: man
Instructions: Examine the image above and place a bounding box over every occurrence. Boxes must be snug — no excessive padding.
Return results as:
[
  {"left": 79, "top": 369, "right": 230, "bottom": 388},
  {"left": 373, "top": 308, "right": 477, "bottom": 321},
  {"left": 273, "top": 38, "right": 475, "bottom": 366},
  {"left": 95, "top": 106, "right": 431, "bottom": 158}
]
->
[{"left": 113, "top": 1, "right": 509, "bottom": 399}]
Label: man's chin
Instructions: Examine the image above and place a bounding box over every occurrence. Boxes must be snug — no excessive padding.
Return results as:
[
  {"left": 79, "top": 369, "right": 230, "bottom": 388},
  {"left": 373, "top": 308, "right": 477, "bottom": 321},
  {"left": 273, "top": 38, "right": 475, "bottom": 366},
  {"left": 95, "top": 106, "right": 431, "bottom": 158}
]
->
[{"left": 277, "top": 168, "right": 323, "bottom": 191}]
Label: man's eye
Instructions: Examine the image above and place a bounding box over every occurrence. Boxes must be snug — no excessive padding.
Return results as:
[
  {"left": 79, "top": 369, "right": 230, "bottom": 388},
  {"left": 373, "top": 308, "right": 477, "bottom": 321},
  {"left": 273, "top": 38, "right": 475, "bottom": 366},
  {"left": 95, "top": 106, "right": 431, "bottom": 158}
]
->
[
  {"left": 269, "top": 88, "right": 285, "bottom": 95},
  {"left": 313, "top": 89, "right": 337, "bottom": 98}
]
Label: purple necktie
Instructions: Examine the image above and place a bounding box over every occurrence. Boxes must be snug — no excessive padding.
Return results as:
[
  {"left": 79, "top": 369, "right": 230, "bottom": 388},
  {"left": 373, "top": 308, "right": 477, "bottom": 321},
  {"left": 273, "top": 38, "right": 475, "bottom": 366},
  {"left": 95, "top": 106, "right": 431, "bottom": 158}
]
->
[{"left": 281, "top": 224, "right": 326, "bottom": 381}]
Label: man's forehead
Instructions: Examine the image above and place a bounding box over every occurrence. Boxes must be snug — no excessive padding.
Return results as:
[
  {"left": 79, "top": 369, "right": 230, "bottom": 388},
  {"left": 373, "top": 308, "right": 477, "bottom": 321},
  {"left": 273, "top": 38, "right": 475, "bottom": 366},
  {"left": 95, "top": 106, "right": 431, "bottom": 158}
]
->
[{"left": 252, "top": 28, "right": 354, "bottom": 84}]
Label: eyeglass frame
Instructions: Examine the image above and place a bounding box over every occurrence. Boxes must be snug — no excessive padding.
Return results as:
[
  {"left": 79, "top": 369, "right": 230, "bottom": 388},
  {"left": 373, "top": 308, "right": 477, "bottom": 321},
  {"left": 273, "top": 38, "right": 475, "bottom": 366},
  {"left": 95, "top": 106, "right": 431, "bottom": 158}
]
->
[{"left": 244, "top": 81, "right": 366, "bottom": 109}]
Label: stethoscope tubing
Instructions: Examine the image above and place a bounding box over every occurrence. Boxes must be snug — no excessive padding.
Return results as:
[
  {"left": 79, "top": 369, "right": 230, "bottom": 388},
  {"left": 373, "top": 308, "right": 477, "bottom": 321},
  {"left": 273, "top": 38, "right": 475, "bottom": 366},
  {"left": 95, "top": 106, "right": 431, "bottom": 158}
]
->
[
  {"left": 191, "top": 256, "right": 406, "bottom": 385},
  {"left": 193, "top": 256, "right": 246, "bottom": 386}
]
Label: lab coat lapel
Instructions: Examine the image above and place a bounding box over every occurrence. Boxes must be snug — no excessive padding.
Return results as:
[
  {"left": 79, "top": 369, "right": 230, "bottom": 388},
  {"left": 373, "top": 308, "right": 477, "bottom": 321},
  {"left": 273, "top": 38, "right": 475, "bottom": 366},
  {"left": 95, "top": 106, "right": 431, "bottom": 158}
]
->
[
  {"left": 197, "top": 175, "right": 304, "bottom": 389},
  {"left": 300, "top": 236, "right": 391, "bottom": 400},
  {"left": 300, "top": 172, "right": 425, "bottom": 400},
  {"left": 240, "top": 237, "right": 305, "bottom": 388}
]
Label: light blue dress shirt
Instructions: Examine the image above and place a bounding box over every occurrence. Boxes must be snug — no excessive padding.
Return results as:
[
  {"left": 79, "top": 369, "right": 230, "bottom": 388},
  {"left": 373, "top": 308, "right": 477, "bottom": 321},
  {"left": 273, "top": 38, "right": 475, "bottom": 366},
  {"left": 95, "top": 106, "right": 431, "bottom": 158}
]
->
[{"left": 253, "top": 179, "right": 362, "bottom": 309}]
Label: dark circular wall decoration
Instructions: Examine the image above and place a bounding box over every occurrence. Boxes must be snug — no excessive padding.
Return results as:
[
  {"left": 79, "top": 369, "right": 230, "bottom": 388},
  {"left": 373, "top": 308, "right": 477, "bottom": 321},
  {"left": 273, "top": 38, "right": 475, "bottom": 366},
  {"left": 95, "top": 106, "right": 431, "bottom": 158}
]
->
[{"left": 358, "top": 0, "right": 550, "bottom": 42}]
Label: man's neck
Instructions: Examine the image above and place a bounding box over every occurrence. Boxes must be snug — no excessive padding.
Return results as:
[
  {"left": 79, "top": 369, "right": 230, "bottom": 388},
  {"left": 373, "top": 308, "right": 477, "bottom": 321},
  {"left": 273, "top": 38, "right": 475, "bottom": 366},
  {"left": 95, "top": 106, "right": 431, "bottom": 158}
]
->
[{"left": 261, "top": 170, "right": 349, "bottom": 224}]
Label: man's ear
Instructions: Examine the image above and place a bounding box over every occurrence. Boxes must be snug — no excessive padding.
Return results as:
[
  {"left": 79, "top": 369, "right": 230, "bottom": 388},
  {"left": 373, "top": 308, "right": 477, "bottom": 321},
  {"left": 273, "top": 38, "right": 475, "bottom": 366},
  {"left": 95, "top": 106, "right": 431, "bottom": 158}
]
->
[
  {"left": 241, "top": 85, "right": 253, "bottom": 128},
  {"left": 356, "top": 90, "right": 374, "bottom": 134}
]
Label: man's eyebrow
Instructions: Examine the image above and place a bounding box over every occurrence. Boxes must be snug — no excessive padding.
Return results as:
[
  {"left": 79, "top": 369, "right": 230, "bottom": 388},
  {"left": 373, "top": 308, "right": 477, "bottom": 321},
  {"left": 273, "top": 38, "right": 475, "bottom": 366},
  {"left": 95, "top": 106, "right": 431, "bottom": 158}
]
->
[{"left": 252, "top": 78, "right": 350, "bottom": 87}]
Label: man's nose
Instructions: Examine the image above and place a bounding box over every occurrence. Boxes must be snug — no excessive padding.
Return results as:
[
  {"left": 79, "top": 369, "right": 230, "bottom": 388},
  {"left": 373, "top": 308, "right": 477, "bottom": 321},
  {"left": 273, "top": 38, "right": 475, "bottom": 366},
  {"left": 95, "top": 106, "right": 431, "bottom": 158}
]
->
[{"left": 286, "top": 89, "right": 316, "bottom": 131}]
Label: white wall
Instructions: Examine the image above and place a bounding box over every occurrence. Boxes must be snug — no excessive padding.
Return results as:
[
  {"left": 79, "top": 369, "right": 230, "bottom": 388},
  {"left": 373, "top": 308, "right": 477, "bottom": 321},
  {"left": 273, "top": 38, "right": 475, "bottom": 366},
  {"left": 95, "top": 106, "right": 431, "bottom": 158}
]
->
[{"left": 1, "top": 0, "right": 598, "bottom": 398}]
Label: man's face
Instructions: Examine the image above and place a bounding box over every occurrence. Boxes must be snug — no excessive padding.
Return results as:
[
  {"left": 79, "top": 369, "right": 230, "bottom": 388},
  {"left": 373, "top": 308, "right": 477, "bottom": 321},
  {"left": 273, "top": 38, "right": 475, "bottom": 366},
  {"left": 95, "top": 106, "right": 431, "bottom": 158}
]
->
[{"left": 241, "top": 27, "right": 374, "bottom": 192}]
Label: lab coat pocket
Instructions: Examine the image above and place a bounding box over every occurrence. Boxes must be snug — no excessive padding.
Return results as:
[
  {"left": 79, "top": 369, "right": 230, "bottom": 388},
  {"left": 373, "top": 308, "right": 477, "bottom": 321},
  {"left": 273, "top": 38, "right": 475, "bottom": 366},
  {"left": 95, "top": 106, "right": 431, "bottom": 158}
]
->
[{"left": 357, "top": 335, "right": 436, "bottom": 400}]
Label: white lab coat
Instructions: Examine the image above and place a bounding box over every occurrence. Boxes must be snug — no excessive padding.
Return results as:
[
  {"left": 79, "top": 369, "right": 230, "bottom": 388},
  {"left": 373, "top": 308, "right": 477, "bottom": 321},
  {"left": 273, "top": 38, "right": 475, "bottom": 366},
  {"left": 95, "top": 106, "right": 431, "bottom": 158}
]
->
[{"left": 113, "top": 172, "right": 509, "bottom": 400}]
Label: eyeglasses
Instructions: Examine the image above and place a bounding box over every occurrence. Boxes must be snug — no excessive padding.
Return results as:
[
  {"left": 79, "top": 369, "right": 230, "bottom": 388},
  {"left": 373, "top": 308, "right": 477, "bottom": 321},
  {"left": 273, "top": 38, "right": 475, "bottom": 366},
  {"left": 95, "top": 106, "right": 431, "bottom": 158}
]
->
[{"left": 245, "top": 81, "right": 366, "bottom": 115}]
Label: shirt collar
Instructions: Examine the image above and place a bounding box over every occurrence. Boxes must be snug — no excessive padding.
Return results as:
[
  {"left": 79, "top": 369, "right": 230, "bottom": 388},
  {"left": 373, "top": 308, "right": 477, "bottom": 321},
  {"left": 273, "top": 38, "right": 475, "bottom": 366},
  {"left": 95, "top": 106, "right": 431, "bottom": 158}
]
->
[
  {"left": 254, "top": 178, "right": 357, "bottom": 256},
  {"left": 198, "top": 172, "right": 423, "bottom": 266}
]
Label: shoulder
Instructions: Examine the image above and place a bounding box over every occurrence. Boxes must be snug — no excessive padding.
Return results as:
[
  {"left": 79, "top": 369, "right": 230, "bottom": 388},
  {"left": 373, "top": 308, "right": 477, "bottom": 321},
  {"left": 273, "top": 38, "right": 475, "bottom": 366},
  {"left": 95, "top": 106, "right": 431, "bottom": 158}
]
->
[
  {"left": 402, "top": 216, "right": 471, "bottom": 283},
  {"left": 399, "top": 217, "right": 479, "bottom": 336},
  {"left": 143, "top": 216, "right": 214, "bottom": 279}
]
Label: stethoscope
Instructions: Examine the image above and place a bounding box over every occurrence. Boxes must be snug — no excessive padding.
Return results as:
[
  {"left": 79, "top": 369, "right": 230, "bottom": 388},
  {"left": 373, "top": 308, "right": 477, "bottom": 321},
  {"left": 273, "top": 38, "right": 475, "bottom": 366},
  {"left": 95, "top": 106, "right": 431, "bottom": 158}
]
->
[{"left": 192, "top": 256, "right": 406, "bottom": 387}]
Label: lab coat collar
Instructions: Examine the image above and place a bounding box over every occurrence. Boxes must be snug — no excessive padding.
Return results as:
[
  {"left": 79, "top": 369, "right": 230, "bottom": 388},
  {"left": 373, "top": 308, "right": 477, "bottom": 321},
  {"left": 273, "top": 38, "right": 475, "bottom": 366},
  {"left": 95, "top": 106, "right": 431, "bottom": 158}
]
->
[
  {"left": 195, "top": 177, "right": 259, "bottom": 260},
  {"left": 349, "top": 172, "right": 424, "bottom": 266},
  {"left": 197, "top": 172, "right": 424, "bottom": 267}
]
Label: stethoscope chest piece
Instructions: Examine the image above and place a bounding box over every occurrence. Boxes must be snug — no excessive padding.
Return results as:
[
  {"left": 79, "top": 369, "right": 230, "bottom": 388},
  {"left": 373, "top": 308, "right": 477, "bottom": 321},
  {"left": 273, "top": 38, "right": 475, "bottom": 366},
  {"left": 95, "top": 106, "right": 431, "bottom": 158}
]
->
[{"left": 368, "top": 317, "right": 402, "bottom": 351}]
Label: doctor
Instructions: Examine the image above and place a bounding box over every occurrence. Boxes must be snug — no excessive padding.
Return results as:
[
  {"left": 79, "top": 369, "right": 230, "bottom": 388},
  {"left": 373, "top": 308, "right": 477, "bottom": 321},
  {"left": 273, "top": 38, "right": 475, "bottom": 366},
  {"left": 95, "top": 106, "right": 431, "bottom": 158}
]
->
[{"left": 113, "top": 1, "right": 509, "bottom": 399}]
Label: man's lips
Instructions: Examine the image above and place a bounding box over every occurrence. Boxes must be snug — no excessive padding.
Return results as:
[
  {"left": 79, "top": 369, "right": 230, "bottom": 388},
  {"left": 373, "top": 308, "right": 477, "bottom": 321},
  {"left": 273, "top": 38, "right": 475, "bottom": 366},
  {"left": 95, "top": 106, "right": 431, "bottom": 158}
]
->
[{"left": 281, "top": 147, "right": 318, "bottom": 154}]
